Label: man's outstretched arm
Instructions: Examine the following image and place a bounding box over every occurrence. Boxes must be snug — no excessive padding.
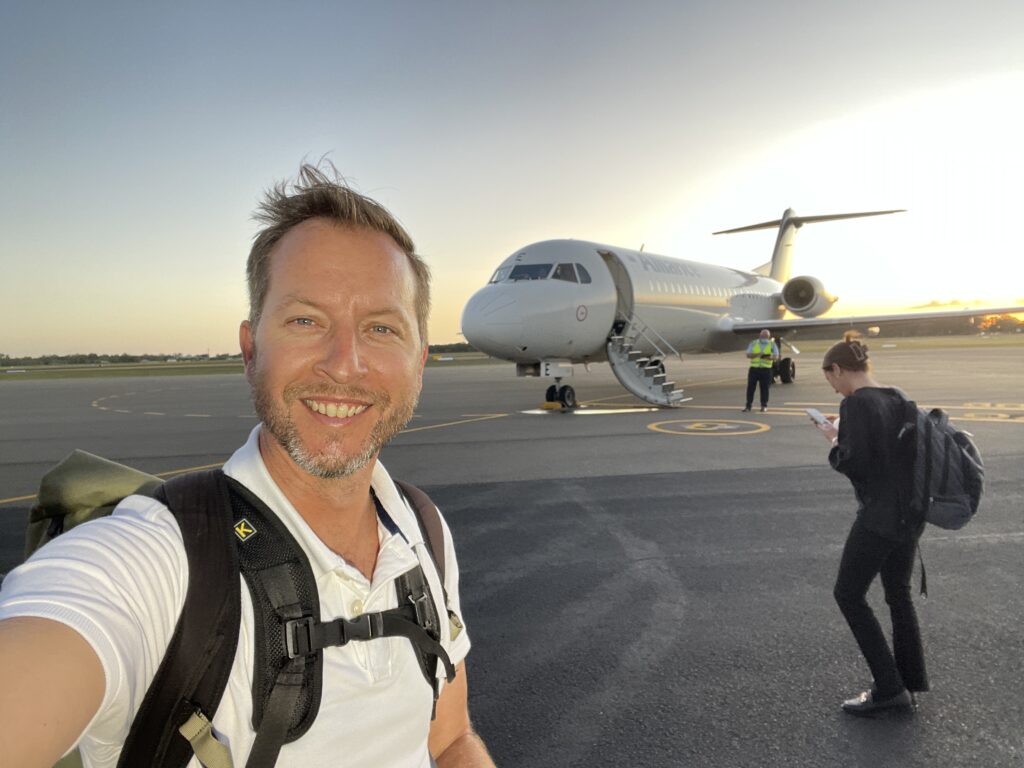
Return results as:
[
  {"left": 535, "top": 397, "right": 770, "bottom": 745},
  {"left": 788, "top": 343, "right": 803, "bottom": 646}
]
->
[
  {"left": 429, "top": 661, "right": 495, "bottom": 767},
  {"left": 0, "top": 617, "right": 104, "bottom": 768}
]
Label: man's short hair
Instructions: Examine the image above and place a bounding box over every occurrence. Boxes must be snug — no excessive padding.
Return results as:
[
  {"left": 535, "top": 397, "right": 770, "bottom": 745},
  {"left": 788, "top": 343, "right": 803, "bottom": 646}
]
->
[{"left": 247, "top": 163, "right": 431, "bottom": 343}]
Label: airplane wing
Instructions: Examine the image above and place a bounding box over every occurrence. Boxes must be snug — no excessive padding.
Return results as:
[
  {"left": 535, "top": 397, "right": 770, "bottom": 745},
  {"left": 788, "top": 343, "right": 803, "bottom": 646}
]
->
[{"left": 729, "top": 305, "right": 1024, "bottom": 336}]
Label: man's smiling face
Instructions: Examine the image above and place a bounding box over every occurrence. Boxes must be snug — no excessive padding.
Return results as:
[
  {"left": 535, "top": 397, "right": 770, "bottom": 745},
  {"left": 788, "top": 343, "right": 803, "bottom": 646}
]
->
[{"left": 240, "top": 219, "right": 426, "bottom": 479}]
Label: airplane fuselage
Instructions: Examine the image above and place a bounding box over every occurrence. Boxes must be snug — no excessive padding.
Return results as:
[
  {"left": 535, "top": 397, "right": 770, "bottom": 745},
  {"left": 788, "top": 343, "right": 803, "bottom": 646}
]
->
[{"left": 462, "top": 239, "right": 784, "bottom": 364}]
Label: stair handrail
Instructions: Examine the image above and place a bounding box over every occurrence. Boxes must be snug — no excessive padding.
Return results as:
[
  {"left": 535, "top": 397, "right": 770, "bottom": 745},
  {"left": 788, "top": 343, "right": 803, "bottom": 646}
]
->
[{"left": 615, "top": 311, "right": 682, "bottom": 361}]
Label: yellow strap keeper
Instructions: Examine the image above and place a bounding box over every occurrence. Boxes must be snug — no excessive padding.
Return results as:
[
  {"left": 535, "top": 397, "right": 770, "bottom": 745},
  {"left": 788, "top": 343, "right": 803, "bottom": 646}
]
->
[{"left": 178, "top": 710, "right": 234, "bottom": 768}]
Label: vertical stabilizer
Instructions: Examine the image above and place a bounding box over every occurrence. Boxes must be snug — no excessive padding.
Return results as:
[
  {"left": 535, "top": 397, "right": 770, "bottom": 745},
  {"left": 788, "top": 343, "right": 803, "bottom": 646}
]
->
[{"left": 713, "top": 208, "right": 904, "bottom": 283}]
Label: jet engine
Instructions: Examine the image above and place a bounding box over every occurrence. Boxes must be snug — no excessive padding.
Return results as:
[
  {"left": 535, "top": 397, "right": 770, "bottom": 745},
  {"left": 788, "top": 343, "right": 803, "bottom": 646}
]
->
[{"left": 780, "top": 275, "right": 837, "bottom": 318}]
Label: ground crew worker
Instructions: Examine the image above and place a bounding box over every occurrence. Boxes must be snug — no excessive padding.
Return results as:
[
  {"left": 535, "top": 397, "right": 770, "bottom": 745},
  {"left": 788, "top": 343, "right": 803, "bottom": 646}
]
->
[{"left": 743, "top": 328, "right": 780, "bottom": 412}]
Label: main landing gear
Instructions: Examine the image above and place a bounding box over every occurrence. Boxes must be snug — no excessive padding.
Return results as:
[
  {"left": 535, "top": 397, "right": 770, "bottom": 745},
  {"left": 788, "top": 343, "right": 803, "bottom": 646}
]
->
[
  {"left": 768, "top": 335, "right": 798, "bottom": 384},
  {"left": 544, "top": 379, "right": 577, "bottom": 408},
  {"left": 774, "top": 356, "right": 796, "bottom": 384}
]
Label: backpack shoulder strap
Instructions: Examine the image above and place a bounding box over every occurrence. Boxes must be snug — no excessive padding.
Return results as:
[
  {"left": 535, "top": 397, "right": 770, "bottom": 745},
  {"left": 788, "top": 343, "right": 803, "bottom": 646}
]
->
[
  {"left": 393, "top": 479, "right": 464, "bottom": 672},
  {"left": 221, "top": 476, "right": 322, "bottom": 768},
  {"left": 393, "top": 479, "right": 446, "bottom": 585},
  {"left": 118, "top": 469, "right": 240, "bottom": 768}
]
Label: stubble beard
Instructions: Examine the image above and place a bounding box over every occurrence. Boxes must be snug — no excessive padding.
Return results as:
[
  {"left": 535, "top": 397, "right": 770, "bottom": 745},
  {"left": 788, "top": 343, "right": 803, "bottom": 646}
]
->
[{"left": 251, "top": 370, "right": 419, "bottom": 480}]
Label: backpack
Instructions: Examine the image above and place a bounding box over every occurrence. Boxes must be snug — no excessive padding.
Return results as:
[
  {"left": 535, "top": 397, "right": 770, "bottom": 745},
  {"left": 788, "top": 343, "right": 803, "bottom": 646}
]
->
[
  {"left": 897, "top": 398, "right": 984, "bottom": 530},
  {"left": 20, "top": 450, "right": 456, "bottom": 768}
]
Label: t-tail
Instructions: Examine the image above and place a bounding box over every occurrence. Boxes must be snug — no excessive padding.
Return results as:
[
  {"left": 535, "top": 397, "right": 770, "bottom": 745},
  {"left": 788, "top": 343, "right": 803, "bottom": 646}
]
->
[{"left": 714, "top": 208, "right": 905, "bottom": 283}]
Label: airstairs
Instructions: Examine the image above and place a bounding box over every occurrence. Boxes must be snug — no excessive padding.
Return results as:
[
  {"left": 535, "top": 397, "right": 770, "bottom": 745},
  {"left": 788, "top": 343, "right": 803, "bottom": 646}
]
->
[{"left": 606, "top": 314, "right": 690, "bottom": 407}]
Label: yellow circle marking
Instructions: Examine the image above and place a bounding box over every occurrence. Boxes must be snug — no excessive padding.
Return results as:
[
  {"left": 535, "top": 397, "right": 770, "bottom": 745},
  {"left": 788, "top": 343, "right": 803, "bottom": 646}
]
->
[{"left": 647, "top": 419, "right": 770, "bottom": 436}]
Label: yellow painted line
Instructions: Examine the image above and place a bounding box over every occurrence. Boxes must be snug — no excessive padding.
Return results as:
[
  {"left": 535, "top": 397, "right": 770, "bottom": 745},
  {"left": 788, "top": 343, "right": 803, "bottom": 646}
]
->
[
  {"left": 0, "top": 493, "right": 37, "bottom": 505},
  {"left": 581, "top": 377, "right": 746, "bottom": 407},
  {"left": 688, "top": 376, "right": 746, "bottom": 388},
  {"left": 960, "top": 402, "right": 1024, "bottom": 411},
  {"left": 958, "top": 414, "right": 1024, "bottom": 424},
  {"left": 581, "top": 397, "right": 634, "bottom": 409},
  {"left": 155, "top": 462, "right": 225, "bottom": 477},
  {"left": 648, "top": 419, "right": 770, "bottom": 436},
  {"left": 786, "top": 401, "right": 1024, "bottom": 412},
  {"left": 785, "top": 401, "right": 846, "bottom": 407},
  {"left": 401, "top": 413, "right": 508, "bottom": 433},
  {"left": 577, "top": 401, "right": 660, "bottom": 410},
  {"left": 677, "top": 403, "right": 823, "bottom": 416}
]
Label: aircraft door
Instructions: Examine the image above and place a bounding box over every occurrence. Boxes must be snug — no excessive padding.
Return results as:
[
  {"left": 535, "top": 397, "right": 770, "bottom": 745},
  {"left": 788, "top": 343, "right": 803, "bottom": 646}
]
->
[{"left": 598, "top": 249, "right": 634, "bottom": 332}]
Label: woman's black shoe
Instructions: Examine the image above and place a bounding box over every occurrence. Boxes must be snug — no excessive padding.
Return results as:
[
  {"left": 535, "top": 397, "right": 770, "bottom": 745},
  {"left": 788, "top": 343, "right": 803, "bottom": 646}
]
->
[{"left": 841, "top": 689, "right": 913, "bottom": 715}]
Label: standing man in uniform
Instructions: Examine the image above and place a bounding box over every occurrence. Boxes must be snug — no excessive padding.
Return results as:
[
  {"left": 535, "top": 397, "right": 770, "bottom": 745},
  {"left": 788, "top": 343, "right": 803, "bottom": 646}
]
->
[
  {"left": 743, "top": 328, "right": 780, "bottom": 413},
  {"left": 0, "top": 164, "right": 495, "bottom": 768}
]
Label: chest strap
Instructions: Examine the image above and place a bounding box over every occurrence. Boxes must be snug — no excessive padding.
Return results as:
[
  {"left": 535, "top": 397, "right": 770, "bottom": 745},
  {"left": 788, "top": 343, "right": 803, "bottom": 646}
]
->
[{"left": 284, "top": 579, "right": 455, "bottom": 680}]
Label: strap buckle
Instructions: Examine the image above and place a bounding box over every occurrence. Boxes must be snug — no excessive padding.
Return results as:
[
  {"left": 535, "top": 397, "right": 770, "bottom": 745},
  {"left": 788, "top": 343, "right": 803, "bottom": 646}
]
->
[
  {"left": 341, "top": 613, "right": 381, "bottom": 642},
  {"left": 410, "top": 593, "right": 435, "bottom": 633},
  {"left": 285, "top": 616, "right": 316, "bottom": 659}
]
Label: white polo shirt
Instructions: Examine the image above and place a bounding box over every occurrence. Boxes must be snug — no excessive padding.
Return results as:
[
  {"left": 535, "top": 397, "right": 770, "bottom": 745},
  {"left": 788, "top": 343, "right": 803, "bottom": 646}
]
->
[{"left": 0, "top": 426, "right": 471, "bottom": 768}]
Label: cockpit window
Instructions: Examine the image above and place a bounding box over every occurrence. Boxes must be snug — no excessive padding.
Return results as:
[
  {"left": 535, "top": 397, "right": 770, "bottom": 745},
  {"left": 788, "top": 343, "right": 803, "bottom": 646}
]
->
[
  {"left": 576, "top": 264, "right": 592, "bottom": 284},
  {"left": 488, "top": 266, "right": 513, "bottom": 284},
  {"left": 509, "top": 264, "right": 552, "bottom": 281},
  {"left": 551, "top": 263, "right": 578, "bottom": 283}
]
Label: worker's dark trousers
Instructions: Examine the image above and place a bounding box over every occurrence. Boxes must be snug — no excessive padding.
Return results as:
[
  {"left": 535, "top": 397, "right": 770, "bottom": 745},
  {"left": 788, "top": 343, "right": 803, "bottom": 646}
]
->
[
  {"left": 745, "top": 367, "right": 772, "bottom": 408},
  {"left": 833, "top": 517, "right": 929, "bottom": 699}
]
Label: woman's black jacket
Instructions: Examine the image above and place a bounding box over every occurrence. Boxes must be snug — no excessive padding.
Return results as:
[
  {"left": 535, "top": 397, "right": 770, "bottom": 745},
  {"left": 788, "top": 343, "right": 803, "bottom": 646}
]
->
[{"left": 828, "top": 386, "right": 924, "bottom": 541}]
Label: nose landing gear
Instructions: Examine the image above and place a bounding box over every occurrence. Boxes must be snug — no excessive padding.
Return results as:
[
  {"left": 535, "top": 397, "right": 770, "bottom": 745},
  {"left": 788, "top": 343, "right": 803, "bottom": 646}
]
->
[{"left": 544, "top": 378, "right": 577, "bottom": 408}]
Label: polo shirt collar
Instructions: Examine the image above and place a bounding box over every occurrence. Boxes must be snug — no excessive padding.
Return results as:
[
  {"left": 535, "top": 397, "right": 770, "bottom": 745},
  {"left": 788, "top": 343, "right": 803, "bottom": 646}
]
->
[{"left": 222, "top": 426, "right": 425, "bottom": 581}]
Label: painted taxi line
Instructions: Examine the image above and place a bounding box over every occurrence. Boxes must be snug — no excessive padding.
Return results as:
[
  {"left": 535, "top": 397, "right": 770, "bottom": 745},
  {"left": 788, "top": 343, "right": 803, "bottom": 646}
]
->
[
  {"left": 787, "top": 401, "right": 1024, "bottom": 424},
  {"left": 0, "top": 414, "right": 512, "bottom": 507},
  {"left": 91, "top": 390, "right": 255, "bottom": 419},
  {"left": 648, "top": 419, "right": 770, "bottom": 436}
]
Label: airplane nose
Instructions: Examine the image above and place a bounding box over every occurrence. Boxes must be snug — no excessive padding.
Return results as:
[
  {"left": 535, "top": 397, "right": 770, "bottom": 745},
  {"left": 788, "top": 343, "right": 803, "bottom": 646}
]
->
[{"left": 461, "top": 289, "right": 524, "bottom": 355}]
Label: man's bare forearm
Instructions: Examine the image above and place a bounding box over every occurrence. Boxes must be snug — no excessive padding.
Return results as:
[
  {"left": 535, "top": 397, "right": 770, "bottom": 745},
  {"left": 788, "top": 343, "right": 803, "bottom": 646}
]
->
[{"left": 436, "top": 730, "right": 496, "bottom": 768}]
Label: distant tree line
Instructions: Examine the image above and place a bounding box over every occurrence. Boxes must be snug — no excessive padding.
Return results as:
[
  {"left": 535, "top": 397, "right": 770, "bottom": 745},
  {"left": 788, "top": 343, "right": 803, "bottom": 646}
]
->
[
  {"left": 0, "top": 352, "right": 240, "bottom": 367},
  {"left": 4, "top": 321, "right": 1018, "bottom": 367},
  {"left": 1, "top": 346, "right": 481, "bottom": 366},
  {"left": 427, "top": 342, "right": 477, "bottom": 353}
]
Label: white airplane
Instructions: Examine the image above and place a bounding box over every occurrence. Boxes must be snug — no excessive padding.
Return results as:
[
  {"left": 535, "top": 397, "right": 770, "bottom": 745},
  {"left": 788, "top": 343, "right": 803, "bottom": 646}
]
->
[{"left": 461, "top": 208, "right": 1024, "bottom": 407}]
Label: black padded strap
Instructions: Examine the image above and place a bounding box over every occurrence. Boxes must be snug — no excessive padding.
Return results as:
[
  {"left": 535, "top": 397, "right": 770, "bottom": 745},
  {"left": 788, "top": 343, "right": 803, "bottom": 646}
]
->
[
  {"left": 394, "top": 479, "right": 446, "bottom": 585},
  {"left": 243, "top": 657, "right": 306, "bottom": 768},
  {"left": 223, "top": 478, "right": 323, "bottom": 745},
  {"left": 119, "top": 470, "right": 240, "bottom": 768},
  {"left": 243, "top": 560, "right": 312, "bottom": 768}
]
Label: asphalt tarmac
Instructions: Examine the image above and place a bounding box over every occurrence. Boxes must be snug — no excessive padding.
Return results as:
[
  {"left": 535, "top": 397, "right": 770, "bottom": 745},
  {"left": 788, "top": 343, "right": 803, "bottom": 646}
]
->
[{"left": 1, "top": 341, "right": 1022, "bottom": 767}]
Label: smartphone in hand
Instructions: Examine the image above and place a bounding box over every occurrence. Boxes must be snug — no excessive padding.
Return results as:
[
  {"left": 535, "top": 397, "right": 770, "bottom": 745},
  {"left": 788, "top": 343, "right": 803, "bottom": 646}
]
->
[{"left": 805, "top": 408, "right": 829, "bottom": 425}]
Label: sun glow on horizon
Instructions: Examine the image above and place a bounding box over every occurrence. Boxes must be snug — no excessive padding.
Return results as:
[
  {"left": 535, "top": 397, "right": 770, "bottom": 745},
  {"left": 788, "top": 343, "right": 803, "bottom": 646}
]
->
[{"left": 648, "top": 72, "right": 1024, "bottom": 314}]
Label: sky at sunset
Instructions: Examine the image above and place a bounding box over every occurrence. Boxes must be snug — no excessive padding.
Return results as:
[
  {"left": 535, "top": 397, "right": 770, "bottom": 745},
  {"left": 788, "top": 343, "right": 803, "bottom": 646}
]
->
[{"left": 2, "top": 1, "right": 1022, "bottom": 356}]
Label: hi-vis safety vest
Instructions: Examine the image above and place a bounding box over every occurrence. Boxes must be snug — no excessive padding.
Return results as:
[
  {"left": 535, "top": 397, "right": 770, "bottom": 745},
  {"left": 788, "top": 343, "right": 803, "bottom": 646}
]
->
[{"left": 749, "top": 339, "right": 776, "bottom": 368}]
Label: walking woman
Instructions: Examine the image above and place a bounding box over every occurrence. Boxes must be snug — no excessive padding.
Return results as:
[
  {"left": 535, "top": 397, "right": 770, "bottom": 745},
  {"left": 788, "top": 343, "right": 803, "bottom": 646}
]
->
[{"left": 813, "top": 332, "right": 928, "bottom": 715}]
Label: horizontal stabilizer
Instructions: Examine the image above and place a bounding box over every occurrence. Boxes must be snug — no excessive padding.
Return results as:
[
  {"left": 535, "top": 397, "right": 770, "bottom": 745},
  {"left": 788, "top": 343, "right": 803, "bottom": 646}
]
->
[
  {"left": 713, "top": 209, "right": 905, "bottom": 236},
  {"left": 714, "top": 207, "right": 905, "bottom": 283}
]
